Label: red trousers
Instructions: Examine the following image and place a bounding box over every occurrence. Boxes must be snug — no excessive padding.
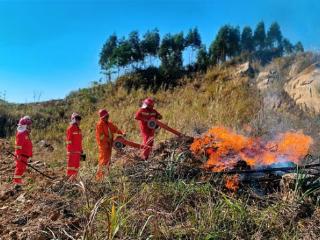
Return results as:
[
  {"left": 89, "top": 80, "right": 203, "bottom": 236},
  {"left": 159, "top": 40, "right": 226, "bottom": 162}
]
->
[
  {"left": 13, "top": 155, "right": 28, "bottom": 184},
  {"left": 141, "top": 134, "right": 154, "bottom": 160},
  {"left": 67, "top": 153, "right": 80, "bottom": 176}
]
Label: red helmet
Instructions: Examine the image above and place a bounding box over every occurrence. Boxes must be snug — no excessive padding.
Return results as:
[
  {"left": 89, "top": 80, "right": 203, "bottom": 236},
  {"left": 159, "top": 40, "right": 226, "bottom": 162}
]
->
[
  {"left": 143, "top": 97, "right": 154, "bottom": 107},
  {"left": 99, "top": 109, "right": 109, "bottom": 119},
  {"left": 71, "top": 112, "right": 81, "bottom": 120},
  {"left": 18, "top": 116, "right": 32, "bottom": 125}
]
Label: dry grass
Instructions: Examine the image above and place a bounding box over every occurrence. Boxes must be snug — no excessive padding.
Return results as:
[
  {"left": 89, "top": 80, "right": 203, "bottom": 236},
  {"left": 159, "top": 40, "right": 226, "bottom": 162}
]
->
[
  {"left": 1, "top": 55, "right": 320, "bottom": 239},
  {"left": 2, "top": 64, "right": 261, "bottom": 165}
]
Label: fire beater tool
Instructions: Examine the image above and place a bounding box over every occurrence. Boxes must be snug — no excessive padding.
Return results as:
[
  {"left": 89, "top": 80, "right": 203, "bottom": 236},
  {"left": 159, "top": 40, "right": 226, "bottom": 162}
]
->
[
  {"left": 147, "top": 119, "right": 192, "bottom": 138},
  {"left": 113, "top": 136, "right": 152, "bottom": 150},
  {"left": 6, "top": 150, "right": 55, "bottom": 180}
]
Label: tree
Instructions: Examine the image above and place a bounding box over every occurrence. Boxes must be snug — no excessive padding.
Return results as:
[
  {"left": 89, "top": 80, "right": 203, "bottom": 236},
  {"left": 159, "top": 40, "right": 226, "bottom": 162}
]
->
[
  {"left": 185, "top": 27, "right": 202, "bottom": 64},
  {"left": 196, "top": 44, "right": 209, "bottom": 71},
  {"left": 266, "top": 22, "right": 282, "bottom": 48},
  {"left": 209, "top": 25, "right": 240, "bottom": 63},
  {"left": 140, "top": 29, "right": 160, "bottom": 65},
  {"left": 99, "top": 34, "right": 117, "bottom": 69},
  {"left": 113, "top": 38, "right": 132, "bottom": 71},
  {"left": 265, "top": 22, "right": 283, "bottom": 58},
  {"left": 99, "top": 34, "right": 118, "bottom": 80},
  {"left": 159, "top": 32, "right": 185, "bottom": 80},
  {"left": 241, "top": 26, "right": 254, "bottom": 53},
  {"left": 158, "top": 34, "right": 171, "bottom": 68},
  {"left": 128, "top": 31, "right": 143, "bottom": 66},
  {"left": 294, "top": 41, "right": 304, "bottom": 53},
  {"left": 209, "top": 25, "right": 229, "bottom": 63},
  {"left": 282, "top": 38, "right": 293, "bottom": 55},
  {"left": 99, "top": 22, "right": 304, "bottom": 87},
  {"left": 185, "top": 27, "right": 201, "bottom": 48},
  {"left": 254, "top": 21, "right": 266, "bottom": 51},
  {"left": 172, "top": 32, "right": 185, "bottom": 52},
  {"left": 228, "top": 26, "right": 241, "bottom": 57},
  {"left": 209, "top": 39, "right": 220, "bottom": 65}
]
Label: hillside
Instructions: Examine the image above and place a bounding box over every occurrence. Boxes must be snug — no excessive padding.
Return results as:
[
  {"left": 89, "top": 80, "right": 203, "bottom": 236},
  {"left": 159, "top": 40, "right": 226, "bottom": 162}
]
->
[
  {"left": 2, "top": 53, "right": 320, "bottom": 152},
  {"left": 1, "top": 53, "right": 320, "bottom": 239}
]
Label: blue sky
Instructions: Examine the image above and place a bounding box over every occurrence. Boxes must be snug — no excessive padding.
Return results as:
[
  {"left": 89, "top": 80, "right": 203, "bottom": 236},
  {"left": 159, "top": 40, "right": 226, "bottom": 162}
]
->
[{"left": 0, "top": 0, "right": 319, "bottom": 103}]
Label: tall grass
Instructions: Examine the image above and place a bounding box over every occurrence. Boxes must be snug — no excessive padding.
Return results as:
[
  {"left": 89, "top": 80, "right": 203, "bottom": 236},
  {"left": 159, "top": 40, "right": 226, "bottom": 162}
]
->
[{"left": 2, "top": 65, "right": 260, "bottom": 166}]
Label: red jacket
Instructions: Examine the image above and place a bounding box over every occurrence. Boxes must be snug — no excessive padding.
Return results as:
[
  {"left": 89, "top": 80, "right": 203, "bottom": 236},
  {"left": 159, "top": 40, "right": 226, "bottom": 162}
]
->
[
  {"left": 15, "top": 131, "right": 33, "bottom": 157},
  {"left": 66, "top": 123, "right": 83, "bottom": 153},
  {"left": 135, "top": 108, "right": 162, "bottom": 135}
]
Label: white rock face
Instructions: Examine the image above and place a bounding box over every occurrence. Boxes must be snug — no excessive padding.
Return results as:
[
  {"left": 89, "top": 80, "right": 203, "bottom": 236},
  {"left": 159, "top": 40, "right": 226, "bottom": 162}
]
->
[
  {"left": 256, "top": 72, "right": 270, "bottom": 90},
  {"left": 256, "top": 70, "right": 280, "bottom": 90},
  {"left": 284, "top": 63, "right": 320, "bottom": 113},
  {"left": 235, "top": 62, "right": 253, "bottom": 77}
]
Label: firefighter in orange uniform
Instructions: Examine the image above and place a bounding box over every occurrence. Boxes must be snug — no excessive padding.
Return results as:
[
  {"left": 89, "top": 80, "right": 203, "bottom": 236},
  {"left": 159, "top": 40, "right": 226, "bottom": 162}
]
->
[
  {"left": 13, "top": 116, "right": 33, "bottom": 185},
  {"left": 95, "top": 109, "right": 124, "bottom": 181},
  {"left": 66, "top": 113, "right": 83, "bottom": 180},
  {"left": 135, "top": 98, "right": 162, "bottom": 160}
]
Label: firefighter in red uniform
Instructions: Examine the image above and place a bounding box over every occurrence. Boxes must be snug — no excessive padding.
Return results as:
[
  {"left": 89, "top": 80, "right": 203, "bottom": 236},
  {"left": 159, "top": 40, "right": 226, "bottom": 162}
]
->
[
  {"left": 135, "top": 98, "right": 162, "bottom": 160},
  {"left": 66, "top": 113, "right": 83, "bottom": 180},
  {"left": 14, "top": 116, "right": 33, "bottom": 185}
]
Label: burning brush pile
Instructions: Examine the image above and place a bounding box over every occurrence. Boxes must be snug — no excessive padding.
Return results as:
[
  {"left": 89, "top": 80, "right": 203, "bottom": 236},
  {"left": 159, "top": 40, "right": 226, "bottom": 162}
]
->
[
  {"left": 190, "top": 126, "right": 320, "bottom": 192},
  {"left": 122, "top": 126, "right": 320, "bottom": 195}
]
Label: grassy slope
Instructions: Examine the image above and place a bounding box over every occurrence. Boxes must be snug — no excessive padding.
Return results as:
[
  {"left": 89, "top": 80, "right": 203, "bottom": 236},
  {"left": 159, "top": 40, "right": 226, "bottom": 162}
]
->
[
  {"left": 3, "top": 64, "right": 260, "bottom": 162},
  {"left": 1, "top": 56, "right": 320, "bottom": 239}
]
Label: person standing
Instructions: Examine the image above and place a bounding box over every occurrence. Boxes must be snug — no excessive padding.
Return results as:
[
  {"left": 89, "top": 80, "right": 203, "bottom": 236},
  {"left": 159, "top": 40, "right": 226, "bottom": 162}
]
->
[
  {"left": 95, "top": 109, "right": 124, "bottom": 181},
  {"left": 135, "top": 98, "right": 162, "bottom": 160},
  {"left": 66, "top": 113, "right": 83, "bottom": 180},
  {"left": 13, "top": 116, "right": 33, "bottom": 185}
]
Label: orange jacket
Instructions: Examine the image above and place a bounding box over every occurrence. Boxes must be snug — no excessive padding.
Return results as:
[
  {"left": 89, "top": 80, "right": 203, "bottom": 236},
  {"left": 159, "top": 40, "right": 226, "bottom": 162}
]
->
[
  {"left": 96, "top": 120, "right": 123, "bottom": 148},
  {"left": 15, "top": 131, "right": 33, "bottom": 157},
  {"left": 66, "top": 123, "right": 83, "bottom": 153}
]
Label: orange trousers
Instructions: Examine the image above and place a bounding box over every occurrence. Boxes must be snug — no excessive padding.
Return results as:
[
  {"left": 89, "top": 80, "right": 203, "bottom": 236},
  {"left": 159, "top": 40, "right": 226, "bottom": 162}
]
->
[
  {"left": 96, "top": 145, "right": 112, "bottom": 181},
  {"left": 13, "top": 155, "right": 28, "bottom": 184}
]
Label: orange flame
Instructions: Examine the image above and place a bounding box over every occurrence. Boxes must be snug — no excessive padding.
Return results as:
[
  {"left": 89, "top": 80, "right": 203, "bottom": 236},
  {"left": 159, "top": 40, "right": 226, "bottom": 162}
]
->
[
  {"left": 225, "top": 175, "right": 240, "bottom": 191},
  {"left": 190, "top": 126, "right": 313, "bottom": 172}
]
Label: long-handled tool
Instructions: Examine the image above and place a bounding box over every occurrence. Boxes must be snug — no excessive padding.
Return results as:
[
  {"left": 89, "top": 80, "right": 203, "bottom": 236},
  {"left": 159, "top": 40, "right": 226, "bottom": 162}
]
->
[
  {"left": 113, "top": 120, "right": 191, "bottom": 150},
  {"left": 6, "top": 150, "right": 55, "bottom": 180},
  {"left": 113, "top": 136, "right": 151, "bottom": 151},
  {"left": 147, "top": 119, "right": 193, "bottom": 138}
]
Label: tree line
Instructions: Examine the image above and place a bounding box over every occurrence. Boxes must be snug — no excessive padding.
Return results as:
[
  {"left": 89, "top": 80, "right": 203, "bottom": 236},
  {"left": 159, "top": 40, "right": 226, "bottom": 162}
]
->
[{"left": 99, "top": 21, "right": 304, "bottom": 90}]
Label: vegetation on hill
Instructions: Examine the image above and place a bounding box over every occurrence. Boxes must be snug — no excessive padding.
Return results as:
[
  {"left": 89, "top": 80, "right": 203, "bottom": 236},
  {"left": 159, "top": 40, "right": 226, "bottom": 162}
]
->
[
  {"left": 0, "top": 63, "right": 260, "bottom": 163},
  {"left": 1, "top": 33, "right": 320, "bottom": 238},
  {"left": 99, "top": 21, "right": 304, "bottom": 91},
  {"left": 1, "top": 62, "right": 320, "bottom": 240}
]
